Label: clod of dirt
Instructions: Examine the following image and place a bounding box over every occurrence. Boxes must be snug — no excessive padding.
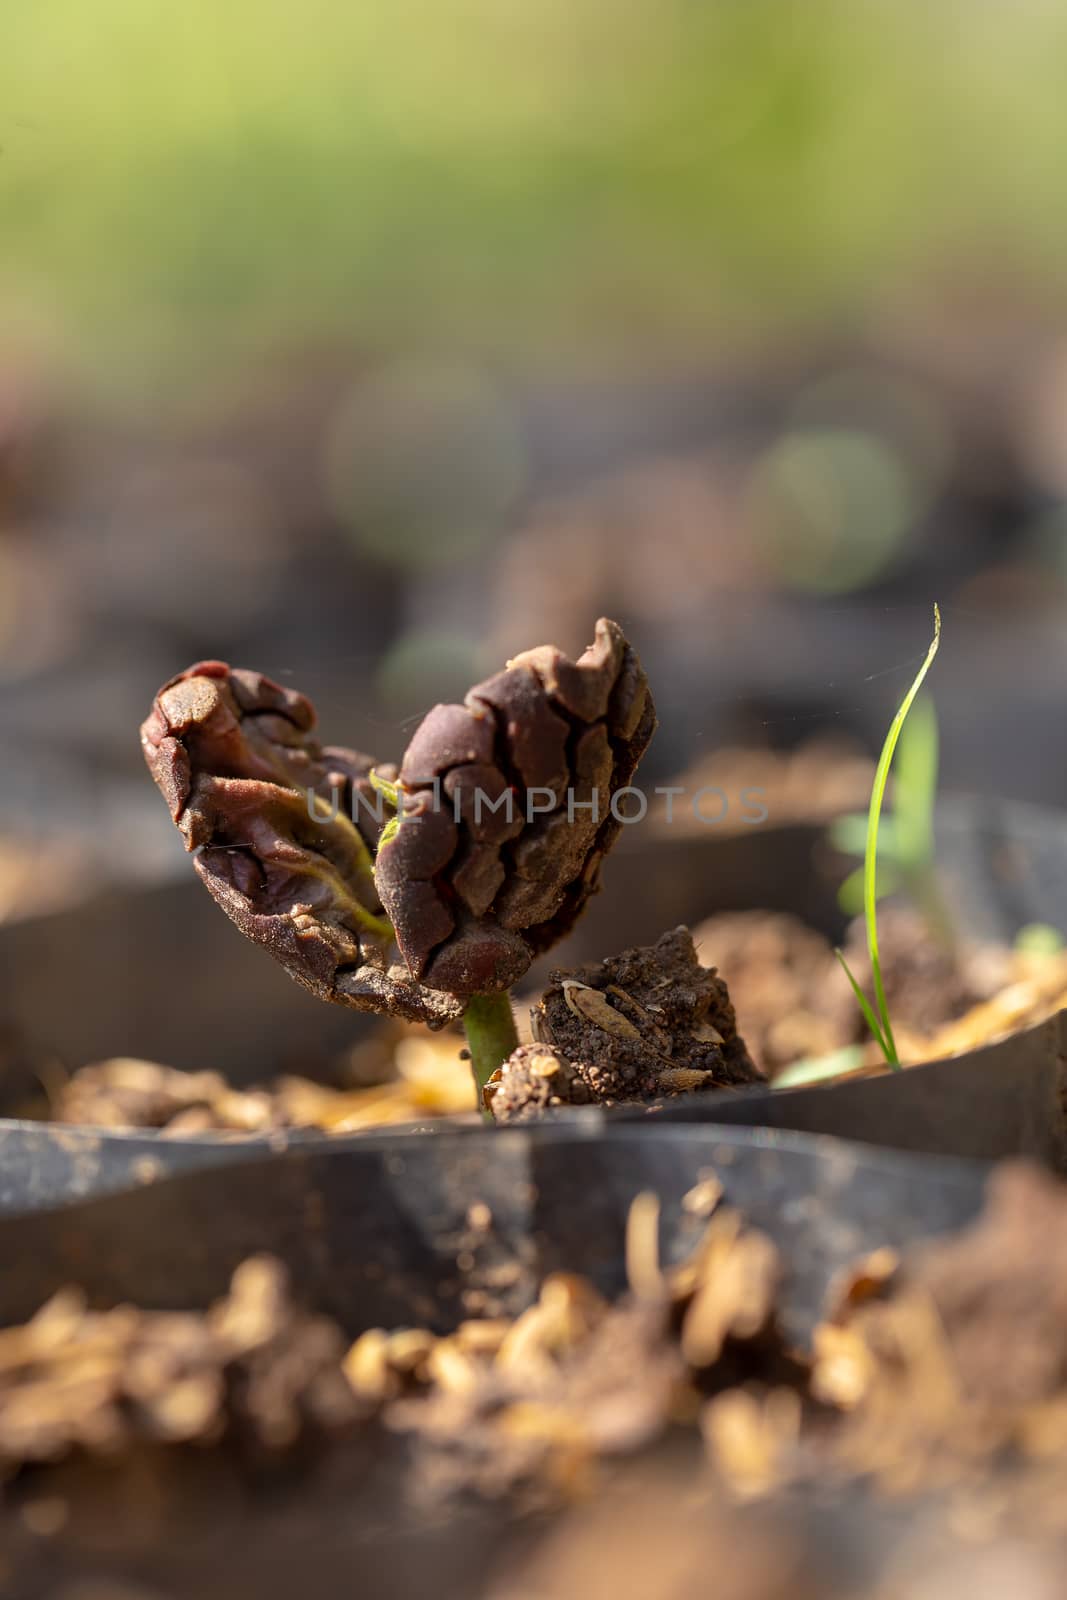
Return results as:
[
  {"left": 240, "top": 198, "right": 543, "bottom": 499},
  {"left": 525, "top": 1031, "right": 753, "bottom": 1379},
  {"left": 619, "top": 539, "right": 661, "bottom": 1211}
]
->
[
  {"left": 481, "top": 1044, "right": 593, "bottom": 1122},
  {"left": 489, "top": 927, "right": 760, "bottom": 1119}
]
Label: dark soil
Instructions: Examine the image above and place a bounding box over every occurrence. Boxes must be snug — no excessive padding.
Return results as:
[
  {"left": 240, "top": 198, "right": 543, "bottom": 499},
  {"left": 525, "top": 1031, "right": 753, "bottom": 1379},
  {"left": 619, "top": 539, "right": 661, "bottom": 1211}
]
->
[
  {"left": 812, "top": 1162, "right": 1067, "bottom": 1528},
  {"left": 693, "top": 903, "right": 1013, "bottom": 1076},
  {"left": 837, "top": 904, "right": 992, "bottom": 1043},
  {"left": 690, "top": 909, "right": 852, "bottom": 1074},
  {"left": 488, "top": 926, "right": 761, "bottom": 1122},
  {"left": 825, "top": 1162, "right": 1067, "bottom": 1411}
]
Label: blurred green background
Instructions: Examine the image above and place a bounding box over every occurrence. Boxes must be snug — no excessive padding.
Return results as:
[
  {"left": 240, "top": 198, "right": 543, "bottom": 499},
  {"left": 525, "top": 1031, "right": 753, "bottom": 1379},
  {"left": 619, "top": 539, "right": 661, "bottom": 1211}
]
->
[
  {"left": 3, "top": 0, "right": 1067, "bottom": 909},
  {"left": 4, "top": 0, "right": 1066, "bottom": 379}
]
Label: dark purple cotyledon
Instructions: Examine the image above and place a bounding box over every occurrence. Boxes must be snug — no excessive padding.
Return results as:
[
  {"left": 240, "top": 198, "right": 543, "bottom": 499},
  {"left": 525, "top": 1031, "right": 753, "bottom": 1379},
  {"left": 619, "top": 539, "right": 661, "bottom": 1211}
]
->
[{"left": 141, "top": 618, "right": 656, "bottom": 1024}]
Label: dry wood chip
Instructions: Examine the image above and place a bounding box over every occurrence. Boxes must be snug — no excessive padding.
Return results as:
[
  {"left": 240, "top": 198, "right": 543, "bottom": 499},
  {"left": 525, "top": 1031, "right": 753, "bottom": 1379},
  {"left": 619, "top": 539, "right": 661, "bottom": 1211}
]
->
[
  {"left": 703, "top": 1386, "right": 802, "bottom": 1500},
  {"left": 625, "top": 1191, "right": 665, "bottom": 1302},
  {"left": 681, "top": 1175, "right": 724, "bottom": 1218},
  {"left": 680, "top": 1214, "right": 780, "bottom": 1369},
  {"left": 561, "top": 981, "right": 643, "bottom": 1040}
]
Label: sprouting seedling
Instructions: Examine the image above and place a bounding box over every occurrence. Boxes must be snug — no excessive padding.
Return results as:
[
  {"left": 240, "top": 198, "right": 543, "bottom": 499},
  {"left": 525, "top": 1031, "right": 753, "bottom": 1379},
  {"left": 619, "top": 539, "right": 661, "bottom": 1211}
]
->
[
  {"left": 830, "top": 689, "right": 956, "bottom": 952},
  {"left": 830, "top": 693, "right": 937, "bottom": 913},
  {"left": 140, "top": 621, "right": 657, "bottom": 1114},
  {"left": 835, "top": 604, "right": 942, "bottom": 1070}
]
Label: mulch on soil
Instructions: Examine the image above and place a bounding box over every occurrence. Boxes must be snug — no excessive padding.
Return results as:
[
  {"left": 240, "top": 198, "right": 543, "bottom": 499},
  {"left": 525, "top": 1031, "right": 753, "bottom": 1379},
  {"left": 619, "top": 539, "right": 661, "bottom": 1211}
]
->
[{"left": 2, "top": 1161, "right": 1067, "bottom": 1545}]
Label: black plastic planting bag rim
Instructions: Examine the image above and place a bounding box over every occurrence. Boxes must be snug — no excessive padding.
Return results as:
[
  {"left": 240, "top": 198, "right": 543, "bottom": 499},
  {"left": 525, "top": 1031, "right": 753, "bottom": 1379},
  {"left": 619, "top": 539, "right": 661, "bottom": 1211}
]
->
[
  {"left": 0, "top": 793, "right": 1065, "bottom": 1198},
  {"left": 0, "top": 1124, "right": 1001, "bottom": 1600},
  {"left": 0, "top": 1001, "right": 1061, "bottom": 1223},
  {"left": 0, "top": 1123, "right": 989, "bottom": 1347}
]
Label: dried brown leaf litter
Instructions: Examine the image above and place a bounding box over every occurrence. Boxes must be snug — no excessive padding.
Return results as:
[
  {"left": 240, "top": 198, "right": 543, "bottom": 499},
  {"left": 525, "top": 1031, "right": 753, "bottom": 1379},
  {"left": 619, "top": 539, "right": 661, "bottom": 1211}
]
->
[
  {"left": 0, "top": 1187, "right": 788, "bottom": 1488},
  {"left": 49, "top": 1040, "right": 477, "bottom": 1134},
  {"left": 37, "top": 908, "right": 1067, "bottom": 1137},
  {"left": 0, "top": 1257, "right": 358, "bottom": 1467},
  {"left": 3, "top": 1164, "right": 1067, "bottom": 1539},
  {"left": 45, "top": 928, "right": 758, "bottom": 1132},
  {"left": 695, "top": 905, "right": 1067, "bottom": 1080},
  {"left": 812, "top": 1163, "right": 1067, "bottom": 1533}
]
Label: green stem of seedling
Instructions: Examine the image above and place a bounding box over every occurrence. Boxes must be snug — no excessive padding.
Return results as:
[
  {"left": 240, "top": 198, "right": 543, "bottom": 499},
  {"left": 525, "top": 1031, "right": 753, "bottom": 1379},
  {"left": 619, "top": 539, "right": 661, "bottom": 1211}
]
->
[
  {"left": 463, "top": 992, "right": 520, "bottom": 1120},
  {"left": 369, "top": 770, "right": 518, "bottom": 1115}
]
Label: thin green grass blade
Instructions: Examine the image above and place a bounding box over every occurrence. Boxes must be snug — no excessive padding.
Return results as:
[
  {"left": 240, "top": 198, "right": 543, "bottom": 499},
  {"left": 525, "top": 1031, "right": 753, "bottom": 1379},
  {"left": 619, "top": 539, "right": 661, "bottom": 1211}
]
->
[
  {"left": 834, "top": 948, "right": 889, "bottom": 1059},
  {"left": 864, "top": 603, "right": 941, "bottom": 1066}
]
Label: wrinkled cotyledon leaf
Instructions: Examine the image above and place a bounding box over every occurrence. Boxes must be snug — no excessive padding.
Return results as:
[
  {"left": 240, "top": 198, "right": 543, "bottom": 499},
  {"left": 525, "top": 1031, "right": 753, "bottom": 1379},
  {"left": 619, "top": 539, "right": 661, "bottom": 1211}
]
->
[{"left": 141, "top": 619, "right": 655, "bottom": 1018}]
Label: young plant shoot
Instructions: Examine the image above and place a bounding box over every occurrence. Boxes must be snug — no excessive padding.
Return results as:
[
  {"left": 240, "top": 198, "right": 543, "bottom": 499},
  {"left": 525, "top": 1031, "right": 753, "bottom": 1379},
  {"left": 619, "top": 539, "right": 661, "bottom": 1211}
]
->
[
  {"left": 835, "top": 604, "right": 942, "bottom": 1069},
  {"left": 830, "top": 688, "right": 956, "bottom": 954},
  {"left": 140, "top": 621, "right": 656, "bottom": 1111}
]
